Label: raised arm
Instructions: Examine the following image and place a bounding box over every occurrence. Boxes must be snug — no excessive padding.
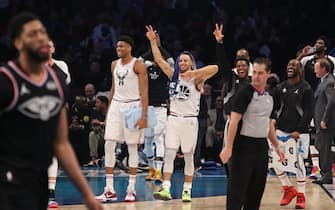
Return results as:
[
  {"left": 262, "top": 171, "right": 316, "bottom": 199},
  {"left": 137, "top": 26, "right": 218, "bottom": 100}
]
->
[
  {"left": 213, "top": 23, "right": 232, "bottom": 81},
  {"left": 145, "top": 25, "right": 174, "bottom": 79}
]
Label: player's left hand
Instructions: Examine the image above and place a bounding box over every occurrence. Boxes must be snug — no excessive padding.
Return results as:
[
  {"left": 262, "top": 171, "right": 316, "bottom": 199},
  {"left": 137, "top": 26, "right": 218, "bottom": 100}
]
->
[
  {"left": 275, "top": 146, "right": 285, "bottom": 163},
  {"left": 135, "top": 117, "right": 147, "bottom": 129}
]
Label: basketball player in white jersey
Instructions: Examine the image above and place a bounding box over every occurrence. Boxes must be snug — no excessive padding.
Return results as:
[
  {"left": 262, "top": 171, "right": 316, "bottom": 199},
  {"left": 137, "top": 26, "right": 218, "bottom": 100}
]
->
[
  {"left": 46, "top": 39, "right": 71, "bottom": 208},
  {"left": 145, "top": 25, "right": 218, "bottom": 202},
  {"left": 96, "top": 35, "right": 148, "bottom": 202}
]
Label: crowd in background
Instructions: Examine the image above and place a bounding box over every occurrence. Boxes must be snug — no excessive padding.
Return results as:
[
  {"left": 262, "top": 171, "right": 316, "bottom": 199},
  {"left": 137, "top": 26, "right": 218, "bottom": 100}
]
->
[{"left": 1, "top": 0, "right": 335, "bottom": 168}]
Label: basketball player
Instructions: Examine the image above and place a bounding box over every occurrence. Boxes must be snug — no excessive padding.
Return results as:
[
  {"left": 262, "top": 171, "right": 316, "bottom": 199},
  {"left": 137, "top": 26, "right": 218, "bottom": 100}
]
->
[
  {"left": 220, "top": 58, "right": 285, "bottom": 210},
  {"left": 46, "top": 39, "right": 71, "bottom": 208},
  {"left": 0, "top": 12, "right": 102, "bottom": 210},
  {"left": 139, "top": 32, "right": 174, "bottom": 184},
  {"left": 145, "top": 25, "right": 218, "bottom": 202},
  {"left": 96, "top": 35, "right": 148, "bottom": 202},
  {"left": 272, "top": 59, "right": 314, "bottom": 209}
]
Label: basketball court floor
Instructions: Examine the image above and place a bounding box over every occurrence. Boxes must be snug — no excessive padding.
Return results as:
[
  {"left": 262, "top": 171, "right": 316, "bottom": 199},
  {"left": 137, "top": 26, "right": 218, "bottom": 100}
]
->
[{"left": 54, "top": 167, "right": 334, "bottom": 209}]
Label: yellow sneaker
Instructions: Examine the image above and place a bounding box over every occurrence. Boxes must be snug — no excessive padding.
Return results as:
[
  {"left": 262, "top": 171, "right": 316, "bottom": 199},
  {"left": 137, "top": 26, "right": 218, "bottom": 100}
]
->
[
  {"left": 182, "top": 189, "right": 191, "bottom": 202},
  {"left": 153, "top": 188, "right": 172, "bottom": 201},
  {"left": 146, "top": 167, "right": 155, "bottom": 181},
  {"left": 154, "top": 170, "right": 163, "bottom": 184}
]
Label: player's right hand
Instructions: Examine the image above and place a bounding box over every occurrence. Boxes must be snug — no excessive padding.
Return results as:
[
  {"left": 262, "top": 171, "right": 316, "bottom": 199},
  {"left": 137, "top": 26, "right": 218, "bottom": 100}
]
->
[{"left": 145, "top": 25, "right": 156, "bottom": 42}]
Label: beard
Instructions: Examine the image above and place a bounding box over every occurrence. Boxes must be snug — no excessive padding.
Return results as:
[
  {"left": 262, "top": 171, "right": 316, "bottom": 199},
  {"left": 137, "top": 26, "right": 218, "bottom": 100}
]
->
[{"left": 26, "top": 46, "right": 49, "bottom": 63}]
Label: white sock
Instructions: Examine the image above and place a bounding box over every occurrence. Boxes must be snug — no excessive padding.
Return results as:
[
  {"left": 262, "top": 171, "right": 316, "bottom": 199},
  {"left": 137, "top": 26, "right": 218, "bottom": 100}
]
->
[
  {"left": 278, "top": 172, "right": 292, "bottom": 186},
  {"left": 48, "top": 179, "right": 56, "bottom": 190},
  {"left": 183, "top": 182, "right": 192, "bottom": 191},
  {"left": 297, "top": 180, "right": 306, "bottom": 194},
  {"left": 156, "top": 160, "right": 163, "bottom": 171},
  {"left": 106, "top": 174, "right": 115, "bottom": 192},
  {"left": 127, "top": 175, "right": 136, "bottom": 192},
  {"left": 162, "top": 180, "right": 171, "bottom": 191},
  {"left": 310, "top": 146, "right": 319, "bottom": 169}
]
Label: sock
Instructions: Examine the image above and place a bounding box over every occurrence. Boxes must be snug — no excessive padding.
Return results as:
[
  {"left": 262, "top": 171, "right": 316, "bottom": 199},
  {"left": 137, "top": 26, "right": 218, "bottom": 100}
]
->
[
  {"left": 162, "top": 180, "right": 171, "bottom": 191},
  {"left": 106, "top": 174, "right": 115, "bottom": 192},
  {"left": 310, "top": 146, "right": 319, "bottom": 169},
  {"left": 297, "top": 180, "right": 306, "bottom": 194},
  {"left": 127, "top": 175, "right": 136, "bottom": 192},
  {"left": 48, "top": 179, "right": 56, "bottom": 191},
  {"left": 277, "top": 172, "right": 292, "bottom": 187},
  {"left": 183, "top": 182, "right": 192, "bottom": 191},
  {"left": 156, "top": 160, "right": 163, "bottom": 172}
]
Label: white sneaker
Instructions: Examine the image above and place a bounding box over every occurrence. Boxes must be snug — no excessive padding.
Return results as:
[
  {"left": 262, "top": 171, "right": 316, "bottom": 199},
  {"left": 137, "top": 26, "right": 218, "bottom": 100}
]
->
[
  {"left": 95, "top": 187, "right": 117, "bottom": 202},
  {"left": 48, "top": 198, "right": 59, "bottom": 208},
  {"left": 124, "top": 191, "right": 136, "bottom": 202}
]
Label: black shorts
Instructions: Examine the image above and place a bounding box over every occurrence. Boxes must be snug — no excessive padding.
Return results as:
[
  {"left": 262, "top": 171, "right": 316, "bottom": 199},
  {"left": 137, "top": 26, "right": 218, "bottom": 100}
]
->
[{"left": 0, "top": 168, "right": 48, "bottom": 210}]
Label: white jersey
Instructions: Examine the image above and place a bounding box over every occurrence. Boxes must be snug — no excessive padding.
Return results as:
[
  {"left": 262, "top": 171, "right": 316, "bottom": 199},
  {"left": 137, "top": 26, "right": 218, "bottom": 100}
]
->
[
  {"left": 53, "top": 59, "right": 71, "bottom": 84},
  {"left": 113, "top": 58, "right": 140, "bottom": 102},
  {"left": 170, "top": 77, "right": 200, "bottom": 116}
]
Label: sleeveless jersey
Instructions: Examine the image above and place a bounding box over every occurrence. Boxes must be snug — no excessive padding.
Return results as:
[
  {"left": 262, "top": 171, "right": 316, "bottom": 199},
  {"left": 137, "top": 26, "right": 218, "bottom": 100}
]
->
[
  {"left": 170, "top": 77, "right": 201, "bottom": 116},
  {"left": 0, "top": 60, "right": 66, "bottom": 171},
  {"left": 113, "top": 58, "right": 140, "bottom": 102}
]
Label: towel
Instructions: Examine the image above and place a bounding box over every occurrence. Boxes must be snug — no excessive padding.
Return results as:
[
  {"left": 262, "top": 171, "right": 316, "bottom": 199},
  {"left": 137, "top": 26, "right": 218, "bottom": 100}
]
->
[{"left": 124, "top": 106, "right": 157, "bottom": 131}]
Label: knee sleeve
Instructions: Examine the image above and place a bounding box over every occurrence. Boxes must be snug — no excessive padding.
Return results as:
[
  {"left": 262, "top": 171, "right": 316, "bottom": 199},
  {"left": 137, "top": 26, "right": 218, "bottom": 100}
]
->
[
  {"left": 184, "top": 153, "right": 194, "bottom": 176},
  {"left": 296, "top": 155, "right": 306, "bottom": 181},
  {"left": 144, "top": 136, "right": 154, "bottom": 157},
  {"left": 164, "top": 149, "right": 177, "bottom": 174},
  {"left": 155, "top": 134, "right": 165, "bottom": 158},
  {"left": 105, "top": 141, "right": 116, "bottom": 168},
  {"left": 48, "top": 157, "right": 58, "bottom": 178},
  {"left": 128, "top": 144, "right": 138, "bottom": 168}
]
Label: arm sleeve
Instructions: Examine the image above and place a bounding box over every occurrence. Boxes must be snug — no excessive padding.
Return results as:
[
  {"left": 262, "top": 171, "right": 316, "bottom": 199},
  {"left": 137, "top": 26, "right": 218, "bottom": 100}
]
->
[
  {"left": 216, "top": 43, "right": 232, "bottom": 82},
  {"left": 0, "top": 72, "right": 14, "bottom": 111}
]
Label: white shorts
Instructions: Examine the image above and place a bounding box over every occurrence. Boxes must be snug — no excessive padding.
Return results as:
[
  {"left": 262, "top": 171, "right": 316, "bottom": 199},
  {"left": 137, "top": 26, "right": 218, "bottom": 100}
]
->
[
  {"left": 165, "top": 115, "right": 198, "bottom": 154},
  {"left": 104, "top": 99, "right": 144, "bottom": 144},
  {"left": 144, "top": 107, "right": 167, "bottom": 157},
  {"left": 144, "top": 107, "right": 167, "bottom": 137}
]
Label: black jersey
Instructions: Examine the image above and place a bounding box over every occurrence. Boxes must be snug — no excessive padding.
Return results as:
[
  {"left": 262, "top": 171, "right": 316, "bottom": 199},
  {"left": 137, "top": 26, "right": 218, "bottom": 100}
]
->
[
  {"left": 274, "top": 80, "right": 314, "bottom": 133},
  {"left": 0, "top": 60, "right": 67, "bottom": 172},
  {"left": 147, "top": 64, "right": 169, "bottom": 106},
  {"left": 140, "top": 48, "right": 172, "bottom": 106}
]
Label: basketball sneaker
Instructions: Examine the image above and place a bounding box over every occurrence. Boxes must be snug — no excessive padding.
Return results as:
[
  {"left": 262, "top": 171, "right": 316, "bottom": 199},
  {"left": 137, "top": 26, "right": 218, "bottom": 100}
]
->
[
  {"left": 153, "top": 187, "right": 172, "bottom": 201},
  {"left": 280, "top": 186, "right": 298, "bottom": 206},
  {"left": 154, "top": 170, "right": 163, "bottom": 184},
  {"left": 95, "top": 187, "right": 117, "bottom": 202},
  {"left": 48, "top": 198, "right": 59, "bottom": 208},
  {"left": 146, "top": 168, "right": 155, "bottom": 181},
  {"left": 295, "top": 193, "right": 306, "bottom": 209},
  {"left": 182, "top": 189, "right": 191, "bottom": 202},
  {"left": 309, "top": 166, "right": 321, "bottom": 180},
  {"left": 124, "top": 191, "right": 136, "bottom": 202}
]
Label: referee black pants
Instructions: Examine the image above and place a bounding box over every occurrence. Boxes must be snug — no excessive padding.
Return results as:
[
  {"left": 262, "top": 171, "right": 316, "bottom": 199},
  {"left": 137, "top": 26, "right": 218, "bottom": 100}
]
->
[{"left": 226, "top": 136, "right": 269, "bottom": 210}]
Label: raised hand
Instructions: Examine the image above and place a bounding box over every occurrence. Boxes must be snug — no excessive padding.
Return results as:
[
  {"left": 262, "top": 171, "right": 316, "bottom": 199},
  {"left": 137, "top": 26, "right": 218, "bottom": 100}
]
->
[
  {"left": 145, "top": 25, "right": 157, "bottom": 42},
  {"left": 213, "top": 23, "right": 224, "bottom": 43}
]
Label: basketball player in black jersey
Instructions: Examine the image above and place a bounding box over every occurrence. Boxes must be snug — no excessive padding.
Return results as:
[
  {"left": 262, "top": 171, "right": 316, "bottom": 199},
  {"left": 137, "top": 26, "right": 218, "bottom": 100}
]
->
[{"left": 0, "top": 12, "right": 102, "bottom": 210}]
